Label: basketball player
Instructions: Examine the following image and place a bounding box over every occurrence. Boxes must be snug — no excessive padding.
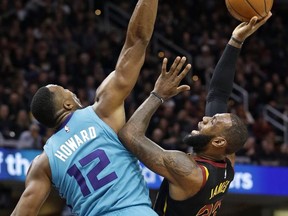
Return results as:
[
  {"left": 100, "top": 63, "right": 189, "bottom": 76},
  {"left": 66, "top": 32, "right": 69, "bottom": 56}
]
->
[
  {"left": 118, "top": 13, "right": 272, "bottom": 216},
  {"left": 11, "top": 0, "right": 159, "bottom": 215}
]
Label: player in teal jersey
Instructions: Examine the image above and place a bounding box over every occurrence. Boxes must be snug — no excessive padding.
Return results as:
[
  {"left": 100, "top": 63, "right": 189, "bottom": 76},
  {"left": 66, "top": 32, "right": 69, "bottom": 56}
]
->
[{"left": 11, "top": 0, "right": 159, "bottom": 215}]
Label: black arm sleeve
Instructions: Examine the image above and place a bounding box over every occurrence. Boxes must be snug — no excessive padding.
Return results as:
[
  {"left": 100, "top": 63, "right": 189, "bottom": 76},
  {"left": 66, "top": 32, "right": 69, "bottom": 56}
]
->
[{"left": 205, "top": 44, "right": 241, "bottom": 117}]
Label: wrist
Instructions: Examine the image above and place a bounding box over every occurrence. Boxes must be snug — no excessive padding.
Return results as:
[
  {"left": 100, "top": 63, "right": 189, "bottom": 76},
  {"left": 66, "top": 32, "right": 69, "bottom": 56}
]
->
[
  {"left": 231, "top": 36, "right": 244, "bottom": 45},
  {"left": 150, "top": 91, "right": 164, "bottom": 103},
  {"left": 229, "top": 36, "right": 244, "bottom": 48}
]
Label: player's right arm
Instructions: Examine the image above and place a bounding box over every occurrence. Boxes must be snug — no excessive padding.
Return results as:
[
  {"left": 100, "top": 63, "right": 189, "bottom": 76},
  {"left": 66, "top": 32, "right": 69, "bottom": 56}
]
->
[
  {"left": 120, "top": 114, "right": 204, "bottom": 197},
  {"left": 11, "top": 153, "right": 52, "bottom": 216},
  {"left": 94, "top": 0, "right": 158, "bottom": 133},
  {"left": 119, "top": 57, "right": 204, "bottom": 198}
]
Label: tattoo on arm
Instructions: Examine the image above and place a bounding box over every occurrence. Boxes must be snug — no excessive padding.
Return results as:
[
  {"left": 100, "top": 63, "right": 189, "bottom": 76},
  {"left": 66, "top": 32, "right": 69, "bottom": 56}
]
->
[{"left": 119, "top": 96, "right": 198, "bottom": 183}]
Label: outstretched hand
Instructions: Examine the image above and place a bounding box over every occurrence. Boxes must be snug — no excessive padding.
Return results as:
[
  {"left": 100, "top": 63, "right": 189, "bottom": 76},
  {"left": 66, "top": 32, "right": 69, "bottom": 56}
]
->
[
  {"left": 232, "top": 11, "right": 272, "bottom": 42},
  {"left": 153, "top": 56, "right": 191, "bottom": 101}
]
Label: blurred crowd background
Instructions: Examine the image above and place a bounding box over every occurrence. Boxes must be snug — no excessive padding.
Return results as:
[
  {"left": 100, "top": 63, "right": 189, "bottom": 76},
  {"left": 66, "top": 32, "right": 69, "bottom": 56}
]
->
[{"left": 0, "top": 0, "right": 288, "bottom": 167}]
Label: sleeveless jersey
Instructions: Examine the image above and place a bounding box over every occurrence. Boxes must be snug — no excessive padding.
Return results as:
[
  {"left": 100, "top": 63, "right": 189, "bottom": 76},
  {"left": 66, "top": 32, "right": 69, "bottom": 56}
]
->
[
  {"left": 154, "top": 157, "right": 234, "bottom": 216},
  {"left": 44, "top": 106, "right": 157, "bottom": 216}
]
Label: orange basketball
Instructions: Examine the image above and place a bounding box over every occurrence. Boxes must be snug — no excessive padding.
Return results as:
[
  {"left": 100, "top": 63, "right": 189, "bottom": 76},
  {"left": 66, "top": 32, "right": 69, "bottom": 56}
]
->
[{"left": 225, "top": 0, "right": 274, "bottom": 22}]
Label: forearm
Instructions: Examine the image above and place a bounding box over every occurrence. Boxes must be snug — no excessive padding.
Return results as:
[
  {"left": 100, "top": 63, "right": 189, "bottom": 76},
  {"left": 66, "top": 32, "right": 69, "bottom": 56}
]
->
[
  {"left": 12, "top": 186, "right": 50, "bottom": 216},
  {"left": 126, "top": 0, "right": 158, "bottom": 44},
  {"left": 12, "top": 195, "right": 41, "bottom": 216},
  {"left": 205, "top": 44, "right": 241, "bottom": 116},
  {"left": 119, "top": 94, "right": 164, "bottom": 160},
  {"left": 119, "top": 94, "right": 196, "bottom": 181},
  {"left": 12, "top": 155, "right": 51, "bottom": 216},
  {"left": 108, "top": 0, "right": 158, "bottom": 103},
  {"left": 120, "top": 94, "right": 162, "bottom": 142},
  {"left": 12, "top": 207, "right": 38, "bottom": 216}
]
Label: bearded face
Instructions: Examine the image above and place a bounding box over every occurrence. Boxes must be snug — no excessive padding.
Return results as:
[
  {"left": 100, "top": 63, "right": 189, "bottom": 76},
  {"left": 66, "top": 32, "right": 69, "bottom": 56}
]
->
[
  {"left": 184, "top": 114, "right": 233, "bottom": 153},
  {"left": 183, "top": 133, "right": 214, "bottom": 153}
]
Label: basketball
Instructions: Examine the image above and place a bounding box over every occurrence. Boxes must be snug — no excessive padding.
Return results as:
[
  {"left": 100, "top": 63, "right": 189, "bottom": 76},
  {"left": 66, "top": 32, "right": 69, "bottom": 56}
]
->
[{"left": 225, "top": 0, "right": 274, "bottom": 22}]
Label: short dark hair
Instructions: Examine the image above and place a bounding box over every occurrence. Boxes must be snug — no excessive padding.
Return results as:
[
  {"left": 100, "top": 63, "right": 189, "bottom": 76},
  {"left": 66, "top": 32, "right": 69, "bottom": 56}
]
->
[
  {"left": 30, "top": 87, "right": 57, "bottom": 128},
  {"left": 222, "top": 113, "right": 248, "bottom": 154}
]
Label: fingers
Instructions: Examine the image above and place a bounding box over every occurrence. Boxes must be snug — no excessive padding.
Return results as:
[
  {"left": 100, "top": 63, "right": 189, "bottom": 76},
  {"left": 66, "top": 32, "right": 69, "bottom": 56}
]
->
[
  {"left": 177, "top": 63, "right": 191, "bottom": 81},
  {"left": 156, "top": 56, "right": 191, "bottom": 99},
  {"left": 251, "top": 12, "right": 272, "bottom": 31},
  {"left": 174, "top": 57, "right": 188, "bottom": 76},
  {"left": 248, "top": 16, "right": 258, "bottom": 25},
  {"left": 169, "top": 56, "right": 188, "bottom": 78},
  {"left": 163, "top": 56, "right": 191, "bottom": 82},
  {"left": 169, "top": 56, "right": 181, "bottom": 74},
  {"left": 237, "top": 22, "right": 248, "bottom": 28},
  {"left": 267, "top": 11, "right": 273, "bottom": 19},
  {"left": 258, "top": 11, "right": 272, "bottom": 25},
  {"left": 177, "top": 85, "right": 190, "bottom": 93},
  {"left": 161, "top": 58, "right": 168, "bottom": 75}
]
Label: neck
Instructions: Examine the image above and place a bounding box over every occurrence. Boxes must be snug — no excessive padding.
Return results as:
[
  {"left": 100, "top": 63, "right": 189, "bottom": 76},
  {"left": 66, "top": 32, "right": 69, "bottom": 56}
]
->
[
  {"left": 196, "top": 152, "right": 226, "bottom": 161},
  {"left": 54, "top": 110, "right": 72, "bottom": 129}
]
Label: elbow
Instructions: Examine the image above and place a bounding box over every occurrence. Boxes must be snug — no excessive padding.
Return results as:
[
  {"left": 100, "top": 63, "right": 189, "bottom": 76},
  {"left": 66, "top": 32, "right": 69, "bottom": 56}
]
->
[
  {"left": 118, "top": 126, "right": 129, "bottom": 143},
  {"left": 126, "top": 32, "right": 150, "bottom": 48},
  {"left": 119, "top": 124, "right": 143, "bottom": 144},
  {"left": 118, "top": 125, "right": 134, "bottom": 144},
  {"left": 137, "top": 33, "right": 151, "bottom": 45}
]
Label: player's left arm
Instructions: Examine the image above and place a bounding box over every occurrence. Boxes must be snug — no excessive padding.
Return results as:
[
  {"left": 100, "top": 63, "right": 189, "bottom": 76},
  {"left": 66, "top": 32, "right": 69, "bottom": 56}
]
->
[
  {"left": 94, "top": 0, "right": 158, "bottom": 132},
  {"left": 11, "top": 153, "right": 52, "bottom": 216},
  {"left": 206, "top": 13, "right": 272, "bottom": 116},
  {"left": 119, "top": 57, "right": 199, "bottom": 188},
  {"left": 119, "top": 94, "right": 203, "bottom": 187}
]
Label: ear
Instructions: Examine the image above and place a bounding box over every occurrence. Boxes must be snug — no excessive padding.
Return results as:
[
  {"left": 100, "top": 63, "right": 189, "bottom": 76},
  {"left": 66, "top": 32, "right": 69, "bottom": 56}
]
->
[
  {"left": 211, "top": 136, "right": 227, "bottom": 148},
  {"left": 63, "top": 99, "right": 74, "bottom": 110}
]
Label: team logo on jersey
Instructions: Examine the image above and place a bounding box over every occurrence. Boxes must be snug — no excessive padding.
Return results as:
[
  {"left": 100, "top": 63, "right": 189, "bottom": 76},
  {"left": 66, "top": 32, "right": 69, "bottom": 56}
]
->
[{"left": 64, "top": 125, "right": 70, "bottom": 133}]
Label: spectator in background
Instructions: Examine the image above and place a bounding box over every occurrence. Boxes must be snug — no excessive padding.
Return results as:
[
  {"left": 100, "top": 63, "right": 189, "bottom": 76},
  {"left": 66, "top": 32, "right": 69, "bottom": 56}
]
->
[
  {"left": 151, "top": 128, "right": 165, "bottom": 147},
  {"left": 17, "top": 123, "right": 42, "bottom": 149},
  {"left": 11, "top": 109, "right": 31, "bottom": 139},
  {"left": 231, "top": 103, "right": 255, "bottom": 131},
  {"left": 257, "top": 136, "right": 281, "bottom": 166},
  {"left": 274, "top": 83, "right": 287, "bottom": 111},
  {"left": 0, "top": 104, "right": 13, "bottom": 139},
  {"left": 236, "top": 136, "right": 257, "bottom": 164},
  {"left": 280, "top": 144, "right": 288, "bottom": 166},
  {"left": 194, "top": 44, "right": 215, "bottom": 82},
  {"left": 252, "top": 115, "right": 274, "bottom": 142},
  {"left": 7, "top": 93, "right": 25, "bottom": 121},
  {"left": 0, "top": 130, "right": 5, "bottom": 146},
  {"left": 41, "top": 128, "right": 54, "bottom": 144}
]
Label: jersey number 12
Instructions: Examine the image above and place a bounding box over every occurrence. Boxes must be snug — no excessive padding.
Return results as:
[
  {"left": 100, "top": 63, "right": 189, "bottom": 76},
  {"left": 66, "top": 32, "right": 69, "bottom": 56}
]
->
[{"left": 67, "top": 149, "right": 118, "bottom": 196}]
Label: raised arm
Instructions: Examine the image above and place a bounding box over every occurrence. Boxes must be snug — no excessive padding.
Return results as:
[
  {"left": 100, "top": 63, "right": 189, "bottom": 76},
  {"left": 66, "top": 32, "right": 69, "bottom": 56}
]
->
[
  {"left": 119, "top": 57, "right": 197, "bottom": 189},
  {"left": 11, "top": 153, "right": 52, "bottom": 216},
  {"left": 205, "top": 14, "right": 272, "bottom": 164},
  {"left": 94, "top": 0, "right": 158, "bottom": 131},
  {"left": 206, "top": 13, "right": 272, "bottom": 117}
]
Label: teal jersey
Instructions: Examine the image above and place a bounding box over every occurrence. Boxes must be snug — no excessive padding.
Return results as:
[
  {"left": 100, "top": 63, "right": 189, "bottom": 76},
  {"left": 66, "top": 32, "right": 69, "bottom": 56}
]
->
[{"left": 44, "top": 106, "right": 156, "bottom": 216}]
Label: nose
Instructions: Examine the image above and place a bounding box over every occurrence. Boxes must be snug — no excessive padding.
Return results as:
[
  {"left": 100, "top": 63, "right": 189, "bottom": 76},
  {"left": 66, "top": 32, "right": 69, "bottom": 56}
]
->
[{"left": 202, "top": 116, "right": 211, "bottom": 123}]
